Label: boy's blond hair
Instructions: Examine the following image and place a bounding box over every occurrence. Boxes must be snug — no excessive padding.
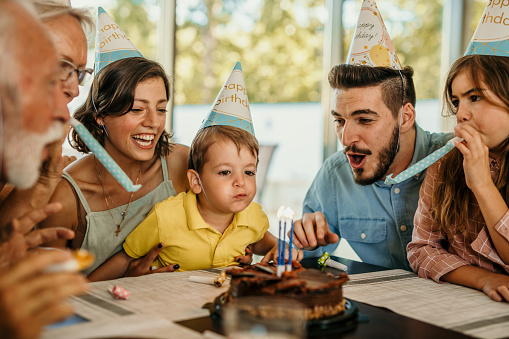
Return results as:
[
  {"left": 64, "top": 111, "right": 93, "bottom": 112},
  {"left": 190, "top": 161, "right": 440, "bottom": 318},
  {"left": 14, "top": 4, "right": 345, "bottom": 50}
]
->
[{"left": 188, "top": 125, "right": 259, "bottom": 173}]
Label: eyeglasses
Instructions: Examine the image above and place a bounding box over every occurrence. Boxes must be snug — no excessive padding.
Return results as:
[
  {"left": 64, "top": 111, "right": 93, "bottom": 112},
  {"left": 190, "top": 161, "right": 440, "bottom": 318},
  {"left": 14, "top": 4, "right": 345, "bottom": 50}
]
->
[{"left": 59, "top": 59, "right": 93, "bottom": 86}]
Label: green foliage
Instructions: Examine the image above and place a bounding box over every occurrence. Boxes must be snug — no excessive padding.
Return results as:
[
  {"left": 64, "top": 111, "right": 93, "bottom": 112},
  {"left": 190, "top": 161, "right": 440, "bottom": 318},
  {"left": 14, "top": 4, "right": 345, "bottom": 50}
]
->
[
  {"left": 109, "top": 0, "right": 157, "bottom": 60},
  {"left": 175, "top": 0, "right": 325, "bottom": 105},
  {"left": 343, "top": 0, "right": 443, "bottom": 100}
]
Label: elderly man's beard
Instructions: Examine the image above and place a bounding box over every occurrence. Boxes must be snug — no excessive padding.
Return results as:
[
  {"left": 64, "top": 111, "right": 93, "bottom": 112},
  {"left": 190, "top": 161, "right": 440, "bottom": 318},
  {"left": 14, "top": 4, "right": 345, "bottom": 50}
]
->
[
  {"left": 3, "top": 121, "right": 63, "bottom": 189},
  {"left": 348, "top": 125, "right": 399, "bottom": 186}
]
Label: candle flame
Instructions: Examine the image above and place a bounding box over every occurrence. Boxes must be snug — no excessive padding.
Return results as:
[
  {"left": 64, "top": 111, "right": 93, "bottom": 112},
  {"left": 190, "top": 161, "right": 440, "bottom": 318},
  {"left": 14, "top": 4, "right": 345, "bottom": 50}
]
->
[
  {"left": 277, "top": 205, "right": 286, "bottom": 219},
  {"left": 283, "top": 207, "right": 294, "bottom": 219}
]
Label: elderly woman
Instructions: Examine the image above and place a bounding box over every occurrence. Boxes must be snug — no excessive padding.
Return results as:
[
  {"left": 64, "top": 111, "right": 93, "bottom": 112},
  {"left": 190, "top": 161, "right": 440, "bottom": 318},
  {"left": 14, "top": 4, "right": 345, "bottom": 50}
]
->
[{"left": 40, "top": 57, "right": 190, "bottom": 275}]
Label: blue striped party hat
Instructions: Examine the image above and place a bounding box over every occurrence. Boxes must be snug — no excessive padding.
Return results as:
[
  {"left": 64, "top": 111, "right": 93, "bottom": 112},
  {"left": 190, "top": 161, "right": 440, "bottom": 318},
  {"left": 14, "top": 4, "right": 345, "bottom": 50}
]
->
[
  {"left": 199, "top": 62, "right": 254, "bottom": 136},
  {"left": 94, "top": 7, "right": 144, "bottom": 73}
]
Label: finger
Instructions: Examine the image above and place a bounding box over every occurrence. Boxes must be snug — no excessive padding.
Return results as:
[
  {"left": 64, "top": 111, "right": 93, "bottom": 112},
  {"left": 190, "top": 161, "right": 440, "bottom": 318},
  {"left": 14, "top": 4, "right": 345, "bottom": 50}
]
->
[
  {"left": 34, "top": 303, "right": 75, "bottom": 329},
  {"left": 497, "top": 285, "right": 509, "bottom": 302},
  {"left": 259, "top": 251, "right": 274, "bottom": 264},
  {"left": 0, "top": 250, "right": 71, "bottom": 288},
  {"left": 152, "top": 263, "right": 179, "bottom": 273},
  {"left": 325, "top": 230, "right": 340, "bottom": 245},
  {"left": 295, "top": 249, "right": 304, "bottom": 262},
  {"left": 301, "top": 214, "right": 319, "bottom": 248},
  {"left": 291, "top": 219, "right": 306, "bottom": 249},
  {"left": 24, "top": 228, "right": 75, "bottom": 249},
  {"left": 142, "top": 243, "right": 164, "bottom": 266},
  {"left": 235, "top": 254, "right": 253, "bottom": 265},
  {"left": 17, "top": 203, "right": 63, "bottom": 234},
  {"left": 4, "top": 273, "right": 86, "bottom": 323},
  {"left": 244, "top": 244, "right": 253, "bottom": 254},
  {"left": 311, "top": 213, "right": 339, "bottom": 246},
  {"left": 484, "top": 287, "right": 503, "bottom": 302}
]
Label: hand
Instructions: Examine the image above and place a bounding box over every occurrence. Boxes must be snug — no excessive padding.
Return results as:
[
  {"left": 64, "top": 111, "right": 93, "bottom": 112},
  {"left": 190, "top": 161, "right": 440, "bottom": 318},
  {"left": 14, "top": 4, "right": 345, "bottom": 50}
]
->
[
  {"left": 38, "top": 124, "right": 70, "bottom": 187},
  {"left": 0, "top": 203, "right": 73, "bottom": 269},
  {"left": 454, "top": 124, "right": 491, "bottom": 193},
  {"left": 0, "top": 250, "right": 88, "bottom": 339},
  {"left": 234, "top": 244, "right": 254, "bottom": 264},
  {"left": 62, "top": 155, "right": 77, "bottom": 168},
  {"left": 480, "top": 272, "right": 509, "bottom": 302},
  {"left": 290, "top": 212, "right": 339, "bottom": 251},
  {"left": 259, "top": 244, "right": 303, "bottom": 265},
  {"left": 124, "top": 243, "right": 179, "bottom": 277}
]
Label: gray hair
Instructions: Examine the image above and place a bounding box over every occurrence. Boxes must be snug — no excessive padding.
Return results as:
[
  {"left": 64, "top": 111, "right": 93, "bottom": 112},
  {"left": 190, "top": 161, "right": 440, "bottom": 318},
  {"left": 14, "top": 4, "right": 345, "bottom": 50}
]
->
[{"left": 32, "top": 0, "right": 94, "bottom": 33}]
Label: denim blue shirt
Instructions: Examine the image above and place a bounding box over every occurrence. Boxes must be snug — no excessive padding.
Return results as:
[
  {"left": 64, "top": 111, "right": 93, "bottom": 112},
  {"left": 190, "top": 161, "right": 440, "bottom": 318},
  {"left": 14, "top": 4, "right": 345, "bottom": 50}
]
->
[{"left": 303, "top": 125, "right": 453, "bottom": 271}]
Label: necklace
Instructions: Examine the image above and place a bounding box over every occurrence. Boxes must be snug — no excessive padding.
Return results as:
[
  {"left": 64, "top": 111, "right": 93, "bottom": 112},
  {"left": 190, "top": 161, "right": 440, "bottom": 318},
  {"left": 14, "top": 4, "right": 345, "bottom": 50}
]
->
[{"left": 94, "top": 155, "right": 141, "bottom": 236}]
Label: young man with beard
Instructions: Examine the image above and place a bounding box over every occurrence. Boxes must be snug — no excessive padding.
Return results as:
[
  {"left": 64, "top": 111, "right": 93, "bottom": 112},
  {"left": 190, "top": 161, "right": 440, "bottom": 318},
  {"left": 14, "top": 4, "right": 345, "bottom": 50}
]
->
[{"left": 291, "top": 65, "right": 453, "bottom": 270}]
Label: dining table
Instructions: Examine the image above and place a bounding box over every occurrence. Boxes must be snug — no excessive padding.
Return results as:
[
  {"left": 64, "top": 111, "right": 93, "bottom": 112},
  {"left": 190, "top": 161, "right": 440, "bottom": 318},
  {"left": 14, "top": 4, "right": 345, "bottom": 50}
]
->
[
  {"left": 46, "top": 255, "right": 509, "bottom": 339},
  {"left": 176, "top": 256, "right": 475, "bottom": 339}
]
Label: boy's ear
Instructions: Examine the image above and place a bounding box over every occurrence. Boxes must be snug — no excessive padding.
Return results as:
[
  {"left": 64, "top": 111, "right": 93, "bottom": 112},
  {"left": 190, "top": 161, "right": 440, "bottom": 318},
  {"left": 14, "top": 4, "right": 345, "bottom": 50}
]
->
[{"left": 187, "top": 169, "right": 202, "bottom": 194}]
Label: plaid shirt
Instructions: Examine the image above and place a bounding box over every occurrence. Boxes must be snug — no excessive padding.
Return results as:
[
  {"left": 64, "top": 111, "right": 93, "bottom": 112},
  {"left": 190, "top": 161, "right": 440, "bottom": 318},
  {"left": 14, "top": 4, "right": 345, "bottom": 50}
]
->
[{"left": 407, "top": 156, "right": 509, "bottom": 282}]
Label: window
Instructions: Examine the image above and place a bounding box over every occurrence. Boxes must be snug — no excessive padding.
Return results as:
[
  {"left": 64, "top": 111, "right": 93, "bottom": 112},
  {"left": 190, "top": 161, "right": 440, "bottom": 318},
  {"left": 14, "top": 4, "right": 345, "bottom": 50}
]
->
[{"left": 173, "top": 0, "right": 327, "bottom": 222}]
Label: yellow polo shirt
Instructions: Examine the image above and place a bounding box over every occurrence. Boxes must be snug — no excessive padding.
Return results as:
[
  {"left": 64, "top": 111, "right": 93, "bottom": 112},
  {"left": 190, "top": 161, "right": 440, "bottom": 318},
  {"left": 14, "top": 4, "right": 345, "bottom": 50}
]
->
[{"left": 123, "top": 191, "right": 269, "bottom": 271}]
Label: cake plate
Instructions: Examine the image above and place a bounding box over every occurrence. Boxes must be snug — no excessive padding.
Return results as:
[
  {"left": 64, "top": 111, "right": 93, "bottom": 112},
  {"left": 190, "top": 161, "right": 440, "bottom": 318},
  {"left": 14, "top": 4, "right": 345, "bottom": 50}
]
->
[{"left": 205, "top": 293, "right": 359, "bottom": 336}]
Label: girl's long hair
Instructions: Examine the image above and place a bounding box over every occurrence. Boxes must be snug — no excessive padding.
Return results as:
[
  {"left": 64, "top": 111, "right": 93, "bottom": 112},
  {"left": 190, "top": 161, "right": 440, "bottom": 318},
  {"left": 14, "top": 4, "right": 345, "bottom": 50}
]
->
[{"left": 432, "top": 55, "right": 509, "bottom": 237}]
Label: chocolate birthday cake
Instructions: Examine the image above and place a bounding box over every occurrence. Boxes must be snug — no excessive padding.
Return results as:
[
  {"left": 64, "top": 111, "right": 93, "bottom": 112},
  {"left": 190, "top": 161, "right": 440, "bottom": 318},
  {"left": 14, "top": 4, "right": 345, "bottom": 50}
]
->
[{"left": 221, "top": 262, "right": 349, "bottom": 320}]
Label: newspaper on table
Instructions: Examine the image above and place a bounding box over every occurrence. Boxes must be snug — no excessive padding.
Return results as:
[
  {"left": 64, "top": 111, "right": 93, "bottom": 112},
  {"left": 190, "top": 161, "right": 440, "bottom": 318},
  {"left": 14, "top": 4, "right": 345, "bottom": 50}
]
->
[
  {"left": 43, "top": 269, "right": 229, "bottom": 339},
  {"left": 343, "top": 269, "right": 509, "bottom": 339}
]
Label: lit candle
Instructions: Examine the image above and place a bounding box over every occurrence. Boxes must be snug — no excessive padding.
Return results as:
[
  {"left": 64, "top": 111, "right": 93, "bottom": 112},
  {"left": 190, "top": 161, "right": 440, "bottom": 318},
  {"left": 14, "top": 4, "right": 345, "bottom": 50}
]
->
[
  {"left": 276, "top": 206, "right": 286, "bottom": 277},
  {"left": 69, "top": 117, "right": 141, "bottom": 192},
  {"left": 285, "top": 207, "right": 295, "bottom": 271}
]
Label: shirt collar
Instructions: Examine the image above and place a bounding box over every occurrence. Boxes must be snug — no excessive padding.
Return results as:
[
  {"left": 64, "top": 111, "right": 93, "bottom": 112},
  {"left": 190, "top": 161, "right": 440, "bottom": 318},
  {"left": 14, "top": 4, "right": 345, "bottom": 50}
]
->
[
  {"left": 184, "top": 191, "right": 210, "bottom": 231},
  {"left": 184, "top": 190, "right": 252, "bottom": 231}
]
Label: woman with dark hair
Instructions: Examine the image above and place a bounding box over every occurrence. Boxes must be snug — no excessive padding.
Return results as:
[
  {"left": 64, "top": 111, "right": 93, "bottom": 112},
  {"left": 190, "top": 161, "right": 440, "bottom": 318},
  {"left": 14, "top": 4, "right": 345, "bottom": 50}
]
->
[
  {"left": 408, "top": 54, "right": 509, "bottom": 302},
  {"left": 39, "top": 57, "right": 190, "bottom": 275}
]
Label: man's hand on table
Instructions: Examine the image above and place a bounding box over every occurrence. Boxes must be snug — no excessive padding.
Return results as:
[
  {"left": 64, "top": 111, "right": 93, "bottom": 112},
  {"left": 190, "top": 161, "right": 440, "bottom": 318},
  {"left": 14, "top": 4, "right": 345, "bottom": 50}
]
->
[{"left": 290, "top": 212, "right": 339, "bottom": 251}]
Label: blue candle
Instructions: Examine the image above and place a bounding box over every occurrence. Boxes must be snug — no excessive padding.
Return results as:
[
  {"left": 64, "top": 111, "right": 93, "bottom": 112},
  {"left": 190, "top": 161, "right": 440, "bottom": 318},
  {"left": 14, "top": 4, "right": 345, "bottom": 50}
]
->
[
  {"left": 278, "top": 218, "right": 282, "bottom": 266},
  {"left": 282, "top": 219, "right": 287, "bottom": 266},
  {"left": 69, "top": 117, "right": 141, "bottom": 192},
  {"left": 288, "top": 218, "right": 294, "bottom": 265},
  {"left": 276, "top": 206, "right": 285, "bottom": 269}
]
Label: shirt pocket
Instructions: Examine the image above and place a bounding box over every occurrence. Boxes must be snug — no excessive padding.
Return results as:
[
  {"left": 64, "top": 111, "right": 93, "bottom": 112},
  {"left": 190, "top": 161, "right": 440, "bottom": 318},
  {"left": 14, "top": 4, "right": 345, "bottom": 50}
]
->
[{"left": 339, "top": 218, "right": 387, "bottom": 244}]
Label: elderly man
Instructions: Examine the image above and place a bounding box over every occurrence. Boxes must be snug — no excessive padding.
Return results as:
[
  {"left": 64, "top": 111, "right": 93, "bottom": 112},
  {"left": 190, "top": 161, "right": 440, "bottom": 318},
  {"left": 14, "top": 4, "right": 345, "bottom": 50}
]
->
[
  {"left": 0, "top": 1, "right": 87, "bottom": 338},
  {"left": 0, "top": 0, "right": 92, "bottom": 227}
]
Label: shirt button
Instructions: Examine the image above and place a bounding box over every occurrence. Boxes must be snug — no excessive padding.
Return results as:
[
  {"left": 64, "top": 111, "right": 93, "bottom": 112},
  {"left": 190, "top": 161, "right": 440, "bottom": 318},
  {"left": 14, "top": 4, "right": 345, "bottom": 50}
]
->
[
  {"left": 394, "top": 188, "right": 400, "bottom": 194},
  {"left": 218, "top": 243, "right": 222, "bottom": 247},
  {"left": 361, "top": 233, "right": 366, "bottom": 239},
  {"left": 400, "top": 225, "right": 407, "bottom": 232}
]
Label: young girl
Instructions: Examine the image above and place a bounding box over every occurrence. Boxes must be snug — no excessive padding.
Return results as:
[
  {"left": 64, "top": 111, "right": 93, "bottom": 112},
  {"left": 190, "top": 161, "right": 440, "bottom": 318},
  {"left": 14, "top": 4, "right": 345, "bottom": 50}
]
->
[{"left": 407, "top": 54, "right": 509, "bottom": 302}]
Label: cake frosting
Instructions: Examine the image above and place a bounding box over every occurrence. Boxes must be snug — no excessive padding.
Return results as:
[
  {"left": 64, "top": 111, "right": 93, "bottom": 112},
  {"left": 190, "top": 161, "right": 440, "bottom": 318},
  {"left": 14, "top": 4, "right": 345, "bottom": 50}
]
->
[{"left": 222, "top": 262, "right": 348, "bottom": 320}]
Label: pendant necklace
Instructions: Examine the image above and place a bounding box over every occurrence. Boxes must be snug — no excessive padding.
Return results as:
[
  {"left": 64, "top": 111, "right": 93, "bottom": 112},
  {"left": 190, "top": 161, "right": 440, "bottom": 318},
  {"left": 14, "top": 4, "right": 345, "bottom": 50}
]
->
[{"left": 94, "top": 155, "right": 141, "bottom": 236}]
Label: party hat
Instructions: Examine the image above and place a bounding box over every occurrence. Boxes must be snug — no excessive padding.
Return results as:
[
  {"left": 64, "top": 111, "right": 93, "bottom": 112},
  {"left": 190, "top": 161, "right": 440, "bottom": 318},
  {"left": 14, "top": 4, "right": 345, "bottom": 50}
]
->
[
  {"left": 465, "top": 2, "right": 509, "bottom": 57},
  {"left": 346, "top": 0, "right": 401, "bottom": 69},
  {"left": 200, "top": 62, "right": 254, "bottom": 135},
  {"left": 94, "top": 7, "right": 143, "bottom": 73}
]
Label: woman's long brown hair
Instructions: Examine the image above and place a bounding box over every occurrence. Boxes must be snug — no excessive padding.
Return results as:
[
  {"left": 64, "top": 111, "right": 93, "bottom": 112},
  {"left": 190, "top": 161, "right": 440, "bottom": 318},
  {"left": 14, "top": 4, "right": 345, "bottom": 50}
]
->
[{"left": 432, "top": 55, "right": 509, "bottom": 237}]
